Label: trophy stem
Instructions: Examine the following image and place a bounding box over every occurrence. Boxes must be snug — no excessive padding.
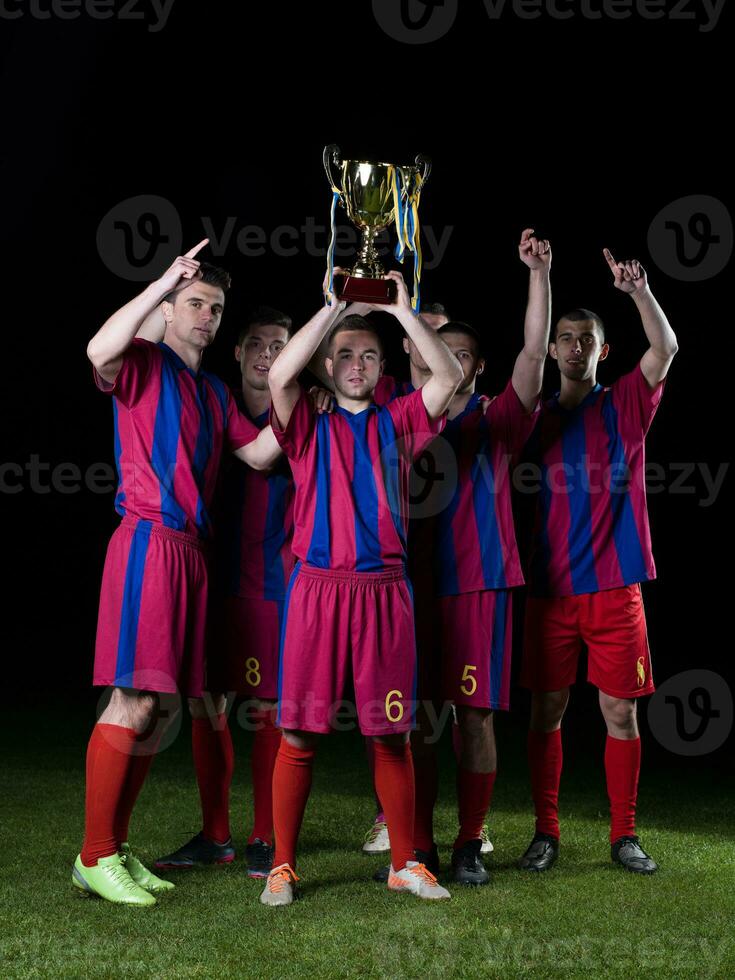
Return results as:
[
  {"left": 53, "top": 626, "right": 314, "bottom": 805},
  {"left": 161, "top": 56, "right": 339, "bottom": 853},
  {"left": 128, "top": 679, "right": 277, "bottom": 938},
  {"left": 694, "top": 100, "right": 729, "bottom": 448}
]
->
[{"left": 351, "top": 227, "right": 385, "bottom": 279}]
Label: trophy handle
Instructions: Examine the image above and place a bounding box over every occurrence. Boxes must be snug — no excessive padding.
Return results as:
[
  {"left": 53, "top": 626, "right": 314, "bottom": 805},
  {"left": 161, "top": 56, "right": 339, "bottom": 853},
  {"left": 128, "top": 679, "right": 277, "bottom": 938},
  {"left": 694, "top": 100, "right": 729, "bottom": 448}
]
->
[
  {"left": 415, "top": 154, "right": 432, "bottom": 189},
  {"left": 323, "top": 144, "right": 343, "bottom": 194}
]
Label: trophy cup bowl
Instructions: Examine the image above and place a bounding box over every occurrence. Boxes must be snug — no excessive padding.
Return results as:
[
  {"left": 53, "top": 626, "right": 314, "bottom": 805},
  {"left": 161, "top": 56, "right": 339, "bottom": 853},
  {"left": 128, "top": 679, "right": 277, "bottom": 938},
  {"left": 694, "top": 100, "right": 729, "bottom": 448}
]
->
[{"left": 323, "top": 145, "right": 431, "bottom": 304}]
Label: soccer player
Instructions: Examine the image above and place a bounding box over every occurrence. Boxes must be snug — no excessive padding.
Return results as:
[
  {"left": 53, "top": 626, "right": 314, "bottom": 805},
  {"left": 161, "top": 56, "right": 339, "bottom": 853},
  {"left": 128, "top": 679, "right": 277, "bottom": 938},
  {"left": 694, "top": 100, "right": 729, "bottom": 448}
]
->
[
  {"left": 518, "top": 248, "right": 678, "bottom": 875},
  {"left": 154, "top": 307, "right": 294, "bottom": 879},
  {"left": 259, "top": 271, "right": 463, "bottom": 906},
  {"left": 74, "top": 242, "right": 281, "bottom": 906}
]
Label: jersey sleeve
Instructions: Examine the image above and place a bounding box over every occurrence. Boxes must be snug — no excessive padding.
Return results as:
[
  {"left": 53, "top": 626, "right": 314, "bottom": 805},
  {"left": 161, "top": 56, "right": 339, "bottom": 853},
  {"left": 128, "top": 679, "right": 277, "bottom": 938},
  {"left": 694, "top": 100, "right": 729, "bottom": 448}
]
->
[
  {"left": 386, "top": 387, "right": 446, "bottom": 461},
  {"left": 225, "top": 389, "right": 260, "bottom": 451},
  {"left": 611, "top": 362, "right": 666, "bottom": 435},
  {"left": 269, "top": 387, "right": 315, "bottom": 460},
  {"left": 485, "top": 379, "right": 540, "bottom": 457},
  {"left": 92, "top": 338, "right": 155, "bottom": 409},
  {"left": 373, "top": 374, "right": 399, "bottom": 407}
]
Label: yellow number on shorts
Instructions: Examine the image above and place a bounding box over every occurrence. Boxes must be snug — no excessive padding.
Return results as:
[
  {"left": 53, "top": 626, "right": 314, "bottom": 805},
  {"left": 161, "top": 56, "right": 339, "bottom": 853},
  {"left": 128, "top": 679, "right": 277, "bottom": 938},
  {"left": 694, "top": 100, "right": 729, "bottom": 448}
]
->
[
  {"left": 460, "top": 665, "right": 477, "bottom": 697},
  {"left": 245, "top": 657, "right": 261, "bottom": 688},
  {"left": 385, "top": 690, "right": 404, "bottom": 723}
]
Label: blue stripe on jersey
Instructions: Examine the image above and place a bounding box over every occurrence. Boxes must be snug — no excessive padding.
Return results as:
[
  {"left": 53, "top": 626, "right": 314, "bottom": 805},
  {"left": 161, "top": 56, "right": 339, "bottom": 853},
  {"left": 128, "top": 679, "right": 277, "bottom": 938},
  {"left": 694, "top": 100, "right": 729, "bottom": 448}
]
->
[
  {"left": 192, "top": 377, "right": 215, "bottom": 537},
  {"left": 377, "top": 406, "right": 407, "bottom": 555},
  {"left": 114, "top": 520, "right": 153, "bottom": 686},
  {"left": 471, "top": 428, "right": 507, "bottom": 590},
  {"left": 522, "top": 423, "right": 551, "bottom": 595},
  {"left": 276, "top": 561, "right": 301, "bottom": 728},
  {"left": 306, "top": 414, "right": 332, "bottom": 568},
  {"left": 152, "top": 357, "right": 187, "bottom": 530},
  {"left": 561, "top": 410, "right": 599, "bottom": 594},
  {"left": 263, "top": 473, "right": 290, "bottom": 600},
  {"left": 112, "top": 398, "right": 126, "bottom": 516},
  {"left": 346, "top": 410, "right": 382, "bottom": 572},
  {"left": 489, "top": 589, "right": 509, "bottom": 707},
  {"left": 601, "top": 396, "right": 649, "bottom": 583}
]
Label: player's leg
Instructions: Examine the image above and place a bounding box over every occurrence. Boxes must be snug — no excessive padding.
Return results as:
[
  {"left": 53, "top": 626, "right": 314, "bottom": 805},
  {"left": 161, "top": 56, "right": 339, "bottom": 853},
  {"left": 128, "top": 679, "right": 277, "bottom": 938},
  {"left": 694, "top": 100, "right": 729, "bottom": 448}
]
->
[
  {"left": 361, "top": 737, "right": 390, "bottom": 854},
  {"left": 452, "top": 706, "right": 496, "bottom": 885},
  {"left": 245, "top": 696, "right": 280, "bottom": 876}
]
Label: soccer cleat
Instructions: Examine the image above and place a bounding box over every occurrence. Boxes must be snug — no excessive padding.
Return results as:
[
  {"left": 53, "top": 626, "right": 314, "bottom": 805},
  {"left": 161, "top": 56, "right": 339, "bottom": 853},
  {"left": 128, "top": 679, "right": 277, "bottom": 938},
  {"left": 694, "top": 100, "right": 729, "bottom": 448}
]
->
[
  {"left": 260, "top": 863, "right": 299, "bottom": 907},
  {"left": 451, "top": 839, "right": 489, "bottom": 886},
  {"left": 518, "top": 833, "right": 559, "bottom": 872},
  {"left": 611, "top": 835, "right": 658, "bottom": 875},
  {"left": 154, "top": 831, "right": 235, "bottom": 869},
  {"left": 480, "top": 824, "right": 494, "bottom": 854},
  {"left": 71, "top": 853, "right": 157, "bottom": 907},
  {"left": 362, "top": 819, "right": 390, "bottom": 854},
  {"left": 245, "top": 838, "right": 274, "bottom": 879},
  {"left": 120, "top": 843, "right": 174, "bottom": 894},
  {"left": 387, "top": 861, "right": 451, "bottom": 900},
  {"left": 372, "top": 843, "right": 439, "bottom": 884}
]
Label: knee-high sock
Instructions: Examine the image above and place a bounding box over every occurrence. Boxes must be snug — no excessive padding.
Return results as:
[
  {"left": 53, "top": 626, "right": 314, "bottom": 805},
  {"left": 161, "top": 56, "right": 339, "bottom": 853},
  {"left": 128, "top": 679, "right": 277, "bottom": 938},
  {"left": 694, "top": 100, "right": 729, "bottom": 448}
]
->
[
  {"left": 412, "top": 746, "right": 438, "bottom": 852},
  {"left": 605, "top": 735, "right": 641, "bottom": 842},
  {"left": 248, "top": 708, "right": 281, "bottom": 845},
  {"left": 272, "top": 739, "right": 316, "bottom": 869},
  {"left": 528, "top": 729, "right": 562, "bottom": 839},
  {"left": 454, "top": 767, "right": 496, "bottom": 850},
  {"left": 372, "top": 741, "right": 415, "bottom": 872},
  {"left": 192, "top": 715, "right": 234, "bottom": 844},
  {"left": 114, "top": 728, "right": 161, "bottom": 845},
  {"left": 80, "top": 724, "right": 137, "bottom": 866},
  {"left": 365, "top": 738, "right": 385, "bottom": 821}
]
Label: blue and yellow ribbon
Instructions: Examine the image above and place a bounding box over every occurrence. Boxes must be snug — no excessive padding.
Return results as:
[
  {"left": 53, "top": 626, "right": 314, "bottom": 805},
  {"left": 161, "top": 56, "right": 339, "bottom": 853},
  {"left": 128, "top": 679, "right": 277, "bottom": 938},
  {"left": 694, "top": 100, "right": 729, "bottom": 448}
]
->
[{"left": 325, "top": 184, "right": 341, "bottom": 305}]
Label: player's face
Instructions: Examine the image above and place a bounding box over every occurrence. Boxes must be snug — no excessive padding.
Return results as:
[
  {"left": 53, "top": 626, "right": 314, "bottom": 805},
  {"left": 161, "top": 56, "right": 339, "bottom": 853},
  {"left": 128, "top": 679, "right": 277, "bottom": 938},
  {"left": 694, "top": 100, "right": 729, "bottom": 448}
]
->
[
  {"left": 402, "top": 311, "right": 449, "bottom": 372},
  {"left": 326, "top": 330, "right": 384, "bottom": 402},
  {"left": 166, "top": 281, "right": 225, "bottom": 351},
  {"left": 441, "top": 332, "right": 484, "bottom": 392},
  {"left": 235, "top": 323, "right": 290, "bottom": 392},
  {"left": 550, "top": 319, "right": 609, "bottom": 381}
]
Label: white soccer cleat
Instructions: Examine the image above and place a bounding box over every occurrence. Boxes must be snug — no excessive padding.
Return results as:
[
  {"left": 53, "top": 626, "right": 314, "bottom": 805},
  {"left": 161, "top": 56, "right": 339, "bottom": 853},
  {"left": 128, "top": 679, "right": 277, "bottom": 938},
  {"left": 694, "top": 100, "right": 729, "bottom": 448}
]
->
[
  {"left": 260, "top": 863, "right": 299, "bottom": 907},
  {"left": 387, "top": 861, "right": 451, "bottom": 900},
  {"left": 362, "top": 820, "right": 390, "bottom": 854},
  {"left": 480, "top": 824, "right": 494, "bottom": 854}
]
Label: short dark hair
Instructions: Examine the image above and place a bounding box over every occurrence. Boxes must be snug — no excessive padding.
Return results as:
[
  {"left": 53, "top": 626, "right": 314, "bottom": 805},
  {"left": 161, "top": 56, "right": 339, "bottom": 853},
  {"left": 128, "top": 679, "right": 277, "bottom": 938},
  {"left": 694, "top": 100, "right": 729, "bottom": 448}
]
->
[
  {"left": 554, "top": 308, "right": 605, "bottom": 342},
  {"left": 237, "top": 305, "right": 292, "bottom": 346},
  {"left": 438, "top": 320, "right": 483, "bottom": 356},
  {"left": 421, "top": 302, "right": 449, "bottom": 318},
  {"left": 163, "top": 262, "right": 231, "bottom": 304},
  {"left": 328, "top": 314, "right": 383, "bottom": 357}
]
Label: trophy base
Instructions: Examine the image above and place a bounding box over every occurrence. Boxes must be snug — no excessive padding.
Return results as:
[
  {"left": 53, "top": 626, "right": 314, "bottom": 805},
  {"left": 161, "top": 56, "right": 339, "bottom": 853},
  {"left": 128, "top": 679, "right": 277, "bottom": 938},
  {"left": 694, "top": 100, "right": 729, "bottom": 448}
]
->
[{"left": 334, "top": 274, "right": 395, "bottom": 305}]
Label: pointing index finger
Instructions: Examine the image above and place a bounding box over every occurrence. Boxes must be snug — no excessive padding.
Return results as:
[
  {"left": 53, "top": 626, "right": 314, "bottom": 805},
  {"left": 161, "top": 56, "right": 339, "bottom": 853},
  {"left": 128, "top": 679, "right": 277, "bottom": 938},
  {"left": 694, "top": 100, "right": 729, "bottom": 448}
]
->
[
  {"left": 602, "top": 247, "right": 618, "bottom": 271},
  {"left": 184, "top": 238, "right": 209, "bottom": 259}
]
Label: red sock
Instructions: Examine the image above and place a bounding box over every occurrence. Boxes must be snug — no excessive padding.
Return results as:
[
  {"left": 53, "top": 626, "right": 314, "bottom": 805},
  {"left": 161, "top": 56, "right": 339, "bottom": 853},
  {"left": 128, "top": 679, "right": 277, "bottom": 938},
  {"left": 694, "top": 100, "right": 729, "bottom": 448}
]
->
[
  {"left": 192, "top": 715, "right": 234, "bottom": 845},
  {"left": 372, "top": 741, "right": 415, "bottom": 871},
  {"left": 412, "top": 747, "right": 438, "bottom": 852},
  {"left": 605, "top": 735, "right": 641, "bottom": 842},
  {"left": 528, "top": 729, "right": 562, "bottom": 839},
  {"left": 80, "top": 724, "right": 137, "bottom": 866},
  {"left": 272, "top": 739, "right": 316, "bottom": 869},
  {"left": 365, "top": 738, "right": 384, "bottom": 818},
  {"left": 454, "top": 768, "right": 496, "bottom": 850},
  {"left": 248, "top": 708, "right": 281, "bottom": 845},
  {"left": 114, "top": 730, "right": 160, "bottom": 844}
]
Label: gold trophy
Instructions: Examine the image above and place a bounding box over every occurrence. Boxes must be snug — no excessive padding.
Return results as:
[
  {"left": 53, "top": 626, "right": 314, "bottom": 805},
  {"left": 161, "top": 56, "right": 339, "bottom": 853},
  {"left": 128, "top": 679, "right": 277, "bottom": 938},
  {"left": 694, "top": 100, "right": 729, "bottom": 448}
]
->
[{"left": 323, "top": 144, "right": 431, "bottom": 306}]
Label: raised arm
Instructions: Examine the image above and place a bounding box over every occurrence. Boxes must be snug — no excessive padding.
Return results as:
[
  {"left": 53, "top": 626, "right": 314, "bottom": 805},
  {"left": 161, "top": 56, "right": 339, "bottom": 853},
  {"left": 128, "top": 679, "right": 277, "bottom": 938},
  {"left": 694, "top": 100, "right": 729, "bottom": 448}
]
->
[
  {"left": 383, "top": 271, "right": 462, "bottom": 419},
  {"left": 232, "top": 426, "right": 283, "bottom": 470},
  {"left": 307, "top": 267, "right": 375, "bottom": 388},
  {"left": 87, "top": 239, "right": 209, "bottom": 383},
  {"left": 512, "top": 228, "right": 551, "bottom": 412},
  {"left": 603, "top": 248, "right": 678, "bottom": 388}
]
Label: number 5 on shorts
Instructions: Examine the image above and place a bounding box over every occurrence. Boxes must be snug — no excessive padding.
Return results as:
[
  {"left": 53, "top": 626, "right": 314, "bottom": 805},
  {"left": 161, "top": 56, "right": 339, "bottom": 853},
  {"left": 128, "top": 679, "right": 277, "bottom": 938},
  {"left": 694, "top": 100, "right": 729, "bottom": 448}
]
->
[
  {"left": 385, "top": 689, "right": 404, "bottom": 723},
  {"left": 460, "top": 665, "right": 477, "bottom": 697}
]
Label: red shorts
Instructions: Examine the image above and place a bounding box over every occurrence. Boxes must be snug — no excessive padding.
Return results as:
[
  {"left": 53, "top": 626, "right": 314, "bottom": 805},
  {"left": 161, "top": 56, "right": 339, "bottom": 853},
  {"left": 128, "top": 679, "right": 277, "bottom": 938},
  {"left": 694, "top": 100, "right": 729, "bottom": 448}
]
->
[
  {"left": 277, "top": 562, "right": 418, "bottom": 736},
  {"left": 93, "top": 517, "right": 208, "bottom": 697},
  {"left": 520, "top": 584, "right": 654, "bottom": 699},
  {"left": 439, "top": 589, "right": 513, "bottom": 711},
  {"left": 206, "top": 595, "right": 283, "bottom": 699}
]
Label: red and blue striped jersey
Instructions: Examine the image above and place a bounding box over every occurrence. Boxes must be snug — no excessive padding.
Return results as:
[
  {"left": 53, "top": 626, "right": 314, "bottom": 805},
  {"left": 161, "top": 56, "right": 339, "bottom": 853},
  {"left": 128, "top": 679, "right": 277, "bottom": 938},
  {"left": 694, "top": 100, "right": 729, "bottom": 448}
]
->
[
  {"left": 434, "top": 383, "right": 539, "bottom": 596},
  {"left": 94, "top": 340, "right": 258, "bottom": 540},
  {"left": 374, "top": 374, "right": 414, "bottom": 405},
  {"left": 271, "top": 387, "right": 445, "bottom": 572},
  {"left": 214, "top": 395, "right": 295, "bottom": 601},
  {"left": 526, "top": 364, "right": 665, "bottom": 597}
]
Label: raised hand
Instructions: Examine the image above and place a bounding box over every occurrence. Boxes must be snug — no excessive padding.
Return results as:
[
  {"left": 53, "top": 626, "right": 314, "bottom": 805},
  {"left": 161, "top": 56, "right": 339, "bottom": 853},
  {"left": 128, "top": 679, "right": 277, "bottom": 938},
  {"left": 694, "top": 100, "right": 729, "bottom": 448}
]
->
[
  {"left": 308, "top": 386, "right": 335, "bottom": 414},
  {"left": 383, "top": 270, "right": 413, "bottom": 315},
  {"left": 603, "top": 248, "right": 648, "bottom": 294},
  {"left": 518, "top": 228, "right": 551, "bottom": 271},
  {"left": 158, "top": 238, "right": 209, "bottom": 295}
]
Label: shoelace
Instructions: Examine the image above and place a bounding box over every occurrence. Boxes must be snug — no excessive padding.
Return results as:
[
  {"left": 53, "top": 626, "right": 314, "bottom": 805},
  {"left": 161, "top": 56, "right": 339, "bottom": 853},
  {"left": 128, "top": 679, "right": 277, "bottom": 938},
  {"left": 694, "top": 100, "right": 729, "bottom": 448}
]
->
[
  {"left": 268, "top": 865, "right": 299, "bottom": 893},
  {"left": 364, "top": 821, "right": 387, "bottom": 844},
  {"left": 480, "top": 825, "right": 490, "bottom": 843},
  {"left": 409, "top": 863, "right": 438, "bottom": 885},
  {"left": 108, "top": 859, "right": 142, "bottom": 893}
]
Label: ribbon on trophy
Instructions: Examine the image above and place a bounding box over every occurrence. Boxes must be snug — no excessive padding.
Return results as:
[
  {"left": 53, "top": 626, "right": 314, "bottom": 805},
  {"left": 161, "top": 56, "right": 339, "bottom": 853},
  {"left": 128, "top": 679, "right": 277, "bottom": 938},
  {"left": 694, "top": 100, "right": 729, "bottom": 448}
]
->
[
  {"left": 392, "top": 166, "right": 424, "bottom": 312},
  {"left": 324, "top": 177, "right": 341, "bottom": 306}
]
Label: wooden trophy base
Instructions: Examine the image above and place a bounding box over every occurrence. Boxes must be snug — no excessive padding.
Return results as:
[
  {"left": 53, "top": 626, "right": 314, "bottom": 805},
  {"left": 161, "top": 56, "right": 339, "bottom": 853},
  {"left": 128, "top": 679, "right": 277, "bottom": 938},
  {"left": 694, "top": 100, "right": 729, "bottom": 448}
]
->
[{"left": 334, "top": 274, "right": 396, "bottom": 305}]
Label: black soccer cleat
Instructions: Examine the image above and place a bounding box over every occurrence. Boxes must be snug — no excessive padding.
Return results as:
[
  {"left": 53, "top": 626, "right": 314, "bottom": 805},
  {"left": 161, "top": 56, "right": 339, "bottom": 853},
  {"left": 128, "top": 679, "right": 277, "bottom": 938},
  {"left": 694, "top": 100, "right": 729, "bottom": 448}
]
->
[
  {"left": 372, "top": 843, "right": 439, "bottom": 884},
  {"left": 611, "top": 835, "right": 658, "bottom": 875},
  {"left": 451, "top": 839, "right": 489, "bottom": 886},
  {"left": 518, "top": 832, "right": 559, "bottom": 872},
  {"left": 245, "top": 838, "right": 274, "bottom": 879},
  {"left": 154, "top": 831, "right": 235, "bottom": 869}
]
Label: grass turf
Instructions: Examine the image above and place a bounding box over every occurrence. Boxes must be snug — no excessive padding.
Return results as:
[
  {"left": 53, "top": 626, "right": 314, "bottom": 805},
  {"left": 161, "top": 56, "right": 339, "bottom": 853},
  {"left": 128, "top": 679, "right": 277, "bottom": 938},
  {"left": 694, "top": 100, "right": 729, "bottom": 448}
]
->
[{"left": 1, "top": 705, "right": 733, "bottom": 979}]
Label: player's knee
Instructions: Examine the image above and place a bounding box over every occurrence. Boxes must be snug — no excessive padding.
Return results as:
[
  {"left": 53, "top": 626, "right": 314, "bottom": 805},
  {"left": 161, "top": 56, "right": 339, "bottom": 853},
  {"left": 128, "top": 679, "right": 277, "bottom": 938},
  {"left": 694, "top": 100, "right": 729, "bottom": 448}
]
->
[
  {"left": 530, "top": 689, "right": 568, "bottom": 732},
  {"left": 457, "top": 706, "right": 493, "bottom": 740},
  {"left": 600, "top": 693, "right": 637, "bottom": 733},
  {"left": 282, "top": 729, "right": 319, "bottom": 751}
]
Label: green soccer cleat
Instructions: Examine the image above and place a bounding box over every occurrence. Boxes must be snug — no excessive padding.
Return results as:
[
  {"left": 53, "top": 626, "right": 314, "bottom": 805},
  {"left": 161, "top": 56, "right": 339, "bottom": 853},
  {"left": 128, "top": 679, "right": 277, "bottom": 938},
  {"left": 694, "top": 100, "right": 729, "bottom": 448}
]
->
[
  {"left": 120, "top": 843, "right": 175, "bottom": 894},
  {"left": 72, "top": 853, "right": 157, "bottom": 907}
]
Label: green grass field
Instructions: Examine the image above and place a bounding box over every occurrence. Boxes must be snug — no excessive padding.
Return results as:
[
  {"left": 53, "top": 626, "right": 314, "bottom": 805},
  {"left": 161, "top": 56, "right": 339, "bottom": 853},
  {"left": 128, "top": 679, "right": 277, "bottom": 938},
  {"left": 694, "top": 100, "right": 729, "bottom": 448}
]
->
[{"left": 1, "top": 704, "right": 733, "bottom": 979}]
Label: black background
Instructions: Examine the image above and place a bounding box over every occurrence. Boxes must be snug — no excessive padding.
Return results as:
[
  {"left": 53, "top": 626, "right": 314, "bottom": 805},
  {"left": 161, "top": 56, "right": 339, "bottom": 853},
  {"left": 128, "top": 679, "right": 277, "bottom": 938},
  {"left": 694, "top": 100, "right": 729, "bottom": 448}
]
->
[{"left": 1, "top": 1, "right": 732, "bottom": 765}]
